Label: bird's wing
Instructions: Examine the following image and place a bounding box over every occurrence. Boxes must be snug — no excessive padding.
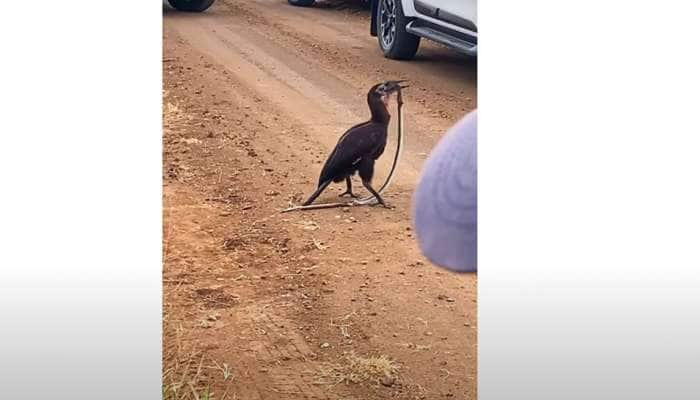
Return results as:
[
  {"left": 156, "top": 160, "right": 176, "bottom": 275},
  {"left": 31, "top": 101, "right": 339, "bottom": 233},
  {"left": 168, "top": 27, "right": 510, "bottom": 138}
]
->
[{"left": 318, "top": 122, "right": 385, "bottom": 184}]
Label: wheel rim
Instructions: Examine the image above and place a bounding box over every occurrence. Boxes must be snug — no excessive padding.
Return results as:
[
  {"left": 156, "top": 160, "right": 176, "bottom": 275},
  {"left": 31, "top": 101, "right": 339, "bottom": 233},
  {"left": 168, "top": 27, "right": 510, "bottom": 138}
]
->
[{"left": 379, "top": 0, "right": 397, "bottom": 49}]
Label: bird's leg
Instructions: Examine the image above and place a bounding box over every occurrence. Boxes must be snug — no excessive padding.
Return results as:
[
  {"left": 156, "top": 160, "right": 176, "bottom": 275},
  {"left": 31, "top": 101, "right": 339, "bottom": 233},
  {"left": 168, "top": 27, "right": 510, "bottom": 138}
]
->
[
  {"left": 361, "top": 179, "right": 389, "bottom": 208},
  {"left": 338, "top": 176, "right": 358, "bottom": 198},
  {"left": 302, "top": 180, "right": 332, "bottom": 206},
  {"left": 358, "top": 159, "right": 389, "bottom": 208}
]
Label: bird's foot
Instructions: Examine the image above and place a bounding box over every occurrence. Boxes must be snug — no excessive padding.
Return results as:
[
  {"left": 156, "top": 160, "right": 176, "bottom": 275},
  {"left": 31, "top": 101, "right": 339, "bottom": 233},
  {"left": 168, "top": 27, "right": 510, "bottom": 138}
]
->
[{"left": 338, "top": 191, "right": 359, "bottom": 199}]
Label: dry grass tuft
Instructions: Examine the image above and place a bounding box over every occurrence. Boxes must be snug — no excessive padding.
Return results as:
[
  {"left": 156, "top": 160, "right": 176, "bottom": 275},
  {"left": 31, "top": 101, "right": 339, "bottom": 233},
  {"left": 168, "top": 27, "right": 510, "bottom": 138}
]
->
[
  {"left": 314, "top": 351, "right": 400, "bottom": 386},
  {"left": 164, "top": 99, "right": 185, "bottom": 128},
  {"left": 162, "top": 313, "right": 210, "bottom": 400},
  {"left": 162, "top": 310, "right": 231, "bottom": 400}
]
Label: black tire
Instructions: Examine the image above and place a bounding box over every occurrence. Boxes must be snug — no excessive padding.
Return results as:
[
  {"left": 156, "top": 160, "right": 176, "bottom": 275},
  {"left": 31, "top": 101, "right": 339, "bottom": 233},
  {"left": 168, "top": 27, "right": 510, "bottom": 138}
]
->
[
  {"left": 377, "top": 0, "right": 420, "bottom": 60},
  {"left": 168, "top": 0, "right": 215, "bottom": 12},
  {"left": 287, "top": 0, "right": 316, "bottom": 6}
]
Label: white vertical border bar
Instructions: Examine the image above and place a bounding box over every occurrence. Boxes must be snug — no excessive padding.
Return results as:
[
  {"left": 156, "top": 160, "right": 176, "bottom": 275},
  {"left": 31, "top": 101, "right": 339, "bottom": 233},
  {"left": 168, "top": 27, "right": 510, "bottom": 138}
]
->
[
  {"left": 0, "top": 1, "right": 162, "bottom": 398},
  {"left": 480, "top": 0, "right": 700, "bottom": 398}
]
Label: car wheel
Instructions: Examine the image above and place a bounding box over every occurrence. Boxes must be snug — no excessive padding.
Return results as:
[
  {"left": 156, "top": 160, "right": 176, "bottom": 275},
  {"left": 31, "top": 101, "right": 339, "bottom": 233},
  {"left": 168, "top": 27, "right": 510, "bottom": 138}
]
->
[
  {"left": 168, "top": 0, "right": 215, "bottom": 12},
  {"left": 377, "top": 0, "right": 420, "bottom": 60},
  {"left": 287, "top": 0, "right": 316, "bottom": 6}
]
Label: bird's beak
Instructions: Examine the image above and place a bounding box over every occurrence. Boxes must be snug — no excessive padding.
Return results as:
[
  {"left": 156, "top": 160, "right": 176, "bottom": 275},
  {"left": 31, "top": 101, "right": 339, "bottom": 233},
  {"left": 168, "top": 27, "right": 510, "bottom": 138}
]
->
[{"left": 388, "top": 80, "right": 409, "bottom": 92}]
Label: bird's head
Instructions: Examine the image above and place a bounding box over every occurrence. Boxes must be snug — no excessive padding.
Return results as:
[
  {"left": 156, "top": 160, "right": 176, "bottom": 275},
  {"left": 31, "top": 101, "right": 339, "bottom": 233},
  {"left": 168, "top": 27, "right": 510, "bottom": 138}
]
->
[{"left": 369, "top": 80, "right": 409, "bottom": 107}]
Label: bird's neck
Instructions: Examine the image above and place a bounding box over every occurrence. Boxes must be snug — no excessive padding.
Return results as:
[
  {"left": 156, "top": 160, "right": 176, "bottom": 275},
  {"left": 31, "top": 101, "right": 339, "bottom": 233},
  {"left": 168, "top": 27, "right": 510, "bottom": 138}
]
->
[{"left": 368, "top": 97, "right": 391, "bottom": 124}]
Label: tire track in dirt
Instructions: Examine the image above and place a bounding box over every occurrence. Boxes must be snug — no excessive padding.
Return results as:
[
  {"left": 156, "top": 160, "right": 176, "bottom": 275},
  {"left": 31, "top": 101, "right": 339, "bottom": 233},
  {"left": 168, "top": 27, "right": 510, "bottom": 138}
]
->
[{"left": 223, "top": 0, "right": 475, "bottom": 107}]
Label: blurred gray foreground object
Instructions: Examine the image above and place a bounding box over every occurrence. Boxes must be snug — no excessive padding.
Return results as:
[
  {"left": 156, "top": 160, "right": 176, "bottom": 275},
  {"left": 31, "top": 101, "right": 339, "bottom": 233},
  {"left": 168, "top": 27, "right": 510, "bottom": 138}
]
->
[{"left": 413, "top": 110, "right": 477, "bottom": 272}]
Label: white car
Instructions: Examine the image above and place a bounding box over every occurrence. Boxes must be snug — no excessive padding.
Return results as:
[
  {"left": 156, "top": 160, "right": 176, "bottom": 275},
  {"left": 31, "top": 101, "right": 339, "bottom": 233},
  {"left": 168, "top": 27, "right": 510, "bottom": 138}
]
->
[{"left": 370, "top": 0, "right": 477, "bottom": 59}]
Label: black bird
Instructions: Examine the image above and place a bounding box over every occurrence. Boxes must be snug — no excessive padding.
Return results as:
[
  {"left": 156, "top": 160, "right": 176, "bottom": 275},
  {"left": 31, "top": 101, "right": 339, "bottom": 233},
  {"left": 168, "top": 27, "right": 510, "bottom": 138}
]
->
[{"left": 302, "top": 80, "right": 407, "bottom": 207}]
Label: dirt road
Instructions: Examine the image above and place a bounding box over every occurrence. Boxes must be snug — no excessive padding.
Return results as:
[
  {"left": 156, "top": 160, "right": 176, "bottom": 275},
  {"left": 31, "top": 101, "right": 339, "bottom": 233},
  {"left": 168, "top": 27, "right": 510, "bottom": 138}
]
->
[{"left": 163, "top": 1, "right": 477, "bottom": 399}]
